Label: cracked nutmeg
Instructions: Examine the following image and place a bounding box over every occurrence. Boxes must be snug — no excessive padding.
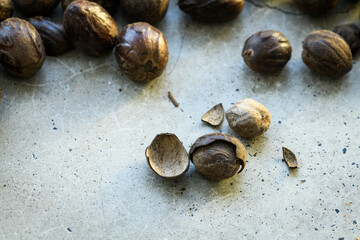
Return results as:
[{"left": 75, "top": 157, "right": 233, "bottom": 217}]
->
[
  {"left": 120, "top": 0, "right": 169, "bottom": 24},
  {"left": 63, "top": 0, "right": 119, "bottom": 56},
  {"left": 189, "top": 133, "right": 247, "bottom": 181},
  {"left": 178, "top": 0, "right": 244, "bottom": 23},
  {"left": 0, "top": 0, "right": 12, "bottom": 21},
  {"left": 61, "top": 0, "right": 116, "bottom": 13},
  {"left": 242, "top": 30, "right": 292, "bottom": 74},
  {"left": 28, "top": 17, "right": 72, "bottom": 56},
  {"left": 0, "top": 18, "right": 45, "bottom": 78},
  {"left": 293, "top": 0, "right": 339, "bottom": 15},
  {"left": 13, "top": 0, "right": 60, "bottom": 16},
  {"left": 302, "top": 30, "right": 352, "bottom": 78},
  {"left": 115, "top": 22, "right": 169, "bottom": 82},
  {"left": 333, "top": 23, "right": 360, "bottom": 55},
  {"left": 146, "top": 133, "right": 190, "bottom": 180},
  {"left": 226, "top": 99, "right": 271, "bottom": 138}
]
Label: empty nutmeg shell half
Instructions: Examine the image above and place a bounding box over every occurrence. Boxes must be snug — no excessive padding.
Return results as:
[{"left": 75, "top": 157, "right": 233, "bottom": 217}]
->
[
  {"left": 146, "top": 133, "right": 190, "bottom": 179},
  {"left": 201, "top": 103, "right": 224, "bottom": 127},
  {"left": 189, "top": 133, "right": 247, "bottom": 181}
]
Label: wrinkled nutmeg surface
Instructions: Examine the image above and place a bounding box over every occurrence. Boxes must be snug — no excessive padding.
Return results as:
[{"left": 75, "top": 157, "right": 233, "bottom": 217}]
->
[
  {"left": 333, "top": 23, "right": 360, "bottom": 55},
  {"left": 189, "top": 133, "right": 247, "bottom": 181},
  {"left": 302, "top": 30, "right": 352, "bottom": 78},
  {"left": 146, "top": 133, "right": 189, "bottom": 179},
  {"left": 61, "top": 0, "right": 116, "bottom": 13},
  {"left": 0, "top": 18, "right": 45, "bottom": 78},
  {"left": 28, "top": 17, "right": 72, "bottom": 56},
  {"left": 0, "top": 0, "right": 12, "bottom": 22},
  {"left": 115, "top": 22, "right": 169, "bottom": 82},
  {"left": 63, "top": 0, "right": 119, "bottom": 56},
  {"left": 226, "top": 99, "right": 271, "bottom": 138},
  {"left": 13, "top": 0, "right": 60, "bottom": 16},
  {"left": 120, "top": 0, "right": 169, "bottom": 24},
  {"left": 178, "top": 0, "right": 244, "bottom": 23},
  {"left": 293, "top": 0, "right": 339, "bottom": 15},
  {"left": 242, "top": 30, "right": 292, "bottom": 74}
]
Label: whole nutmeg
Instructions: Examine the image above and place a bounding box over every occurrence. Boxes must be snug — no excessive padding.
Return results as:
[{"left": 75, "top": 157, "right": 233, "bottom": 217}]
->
[
  {"left": 28, "top": 17, "right": 72, "bottom": 56},
  {"left": 178, "top": 0, "right": 244, "bottom": 23},
  {"left": 189, "top": 133, "right": 247, "bottom": 181},
  {"left": 293, "top": 0, "right": 339, "bottom": 15},
  {"left": 0, "top": 18, "right": 45, "bottom": 78},
  {"left": 63, "top": 0, "right": 119, "bottom": 56},
  {"left": 120, "top": 0, "right": 169, "bottom": 24},
  {"left": 115, "top": 22, "right": 169, "bottom": 82},
  {"left": 333, "top": 23, "right": 360, "bottom": 55},
  {"left": 302, "top": 30, "right": 352, "bottom": 78},
  {"left": 226, "top": 99, "right": 271, "bottom": 138},
  {"left": 13, "top": 0, "right": 60, "bottom": 16},
  {"left": 0, "top": 0, "right": 13, "bottom": 21},
  {"left": 146, "top": 133, "right": 190, "bottom": 179},
  {"left": 242, "top": 30, "right": 292, "bottom": 74},
  {"left": 61, "top": 0, "right": 116, "bottom": 13}
]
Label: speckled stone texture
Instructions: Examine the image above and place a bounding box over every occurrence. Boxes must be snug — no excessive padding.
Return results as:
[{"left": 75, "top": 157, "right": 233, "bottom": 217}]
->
[{"left": 1, "top": 1, "right": 360, "bottom": 239}]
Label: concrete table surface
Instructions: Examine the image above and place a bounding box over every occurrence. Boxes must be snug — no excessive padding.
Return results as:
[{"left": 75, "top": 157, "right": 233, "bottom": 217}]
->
[{"left": 1, "top": 1, "right": 360, "bottom": 239}]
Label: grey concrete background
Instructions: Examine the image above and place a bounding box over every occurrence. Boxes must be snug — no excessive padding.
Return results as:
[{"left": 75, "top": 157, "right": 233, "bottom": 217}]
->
[{"left": 1, "top": 0, "right": 360, "bottom": 239}]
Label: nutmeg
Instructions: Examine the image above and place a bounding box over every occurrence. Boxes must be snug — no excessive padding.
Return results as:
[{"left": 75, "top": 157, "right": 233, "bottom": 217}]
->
[
  {"left": 178, "top": 0, "right": 244, "bottom": 23},
  {"left": 302, "top": 30, "right": 352, "bottom": 78},
  {"left": 0, "top": 18, "right": 45, "bottom": 78},
  {"left": 13, "top": 0, "right": 60, "bottom": 16},
  {"left": 242, "top": 30, "right": 292, "bottom": 74},
  {"left": 0, "top": 0, "right": 12, "bottom": 22},
  {"left": 293, "top": 0, "right": 339, "bottom": 15},
  {"left": 115, "top": 22, "right": 169, "bottom": 82},
  {"left": 120, "top": 0, "right": 169, "bottom": 24},
  {"left": 333, "top": 23, "right": 360, "bottom": 55},
  {"left": 189, "top": 133, "right": 247, "bottom": 181},
  {"left": 63, "top": 0, "right": 119, "bottom": 56}
]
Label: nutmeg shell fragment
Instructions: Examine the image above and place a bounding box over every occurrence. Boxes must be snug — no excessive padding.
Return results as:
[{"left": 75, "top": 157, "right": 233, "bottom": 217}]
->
[
  {"left": 0, "top": 0, "right": 13, "bottom": 21},
  {"left": 201, "top": 103, "right": 224, "bottom": 127},
  {"left": 0, "top": 18, "right": 45, "bottom": 78},
  {"left": 13, "top": 0, "right": 60, "bottom": 16},
  {"left": 189, "top": 133, "right": 247, "bottom": 180},
  {"left": 242, "top": 30, "right": 292, "bottom": 74},
  {"left": 178, "top": 0, "right": 244, "bottom": 23},
  {"left": 63, "top": 0, "right": 119, "bottom": 56},
  {"left": 120, "top": 0, "right": 169, "bottom": 24},
  {"left": 146, "top": 133, "right": 190, "bottom": 180},
  {"left": 115, "top": 22, "right": 169, "bottom": 82},
  {"left": 293, "top": 0, "right": 339, "bottom": 15},
  {"left": 333, "top": 23, "right": 360, "bottom": 55},
  {"left": 302, "top": 30, "right": 352, "bottom": 78},
  {"left": 282, "top": 147, "right": 299, "bottom": 168}
]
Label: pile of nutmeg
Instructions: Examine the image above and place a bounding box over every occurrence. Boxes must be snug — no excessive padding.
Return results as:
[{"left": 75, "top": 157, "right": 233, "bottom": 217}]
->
[{"left": 0, "top": 0, "right": 358, "bottom": 180}]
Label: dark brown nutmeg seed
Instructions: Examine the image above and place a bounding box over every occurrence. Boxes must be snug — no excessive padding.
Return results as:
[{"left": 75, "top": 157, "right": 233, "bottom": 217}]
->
[
  {"left": 189, "top": 133, "right": 247, "bottom": 181},
  {"left": 63, "top": 0, "right": 119, "bottom": 56},
  {"left": 242, "top": 30, "right": 292, "bottom": 74},
  {"left": 302, "top": 30, "right": 352, "bottom": 78},
  {"left": 0, "top": 18, "right": 45, "bottom": 78},
  {"left": 293, "top": 0, "right": 339, "bottom": 15},
  {"left": 333, "top": 24, "right": 360, "bottom": 55},
  {"left": 178, "top": 0, "right": 244, "bottom": 23},
  {"left": 61, "top": 0, "right": 116, "bottom": 13},
  {"left": 120, "top": 0, "right": 169, "bottom": 24},
  {"left": 28, "top": 17, "right": 72, "bottom": 56},
  {"left": 13, "top": 0, "right": 60, "bottom": 16},
  {"left": 115, "top": 22, "right": 169, "bottom": 82},
  {"left": 0, "top": 0, "right": 13, "bottom": 21}
]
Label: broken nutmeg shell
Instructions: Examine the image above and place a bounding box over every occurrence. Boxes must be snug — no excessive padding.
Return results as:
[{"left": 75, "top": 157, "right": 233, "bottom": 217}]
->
[
  {"left": 189, "top": 133, "right": 247, "bottom": 180},
  {"left": 282, "top": 147, "right": 299, "bottom": 168},
  {"left": 146, "top": 133, "right": 190, "bottom": 179},
  {"left": 201, "top": 103, "right": 224, "bottom": 127}
]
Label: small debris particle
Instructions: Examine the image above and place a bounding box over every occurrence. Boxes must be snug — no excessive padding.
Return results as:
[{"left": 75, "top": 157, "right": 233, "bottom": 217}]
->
[
  {"left": 53, "top": 127, "right": 58, "bottom": 130},
  {"left": 314, "top": 227, "right": 318, "bottom": 231},
  {"left": 119, "top": 88, "right": 122, "bottom": 92},
  {"left": 168, "top": 91, "right": 179, "bottom": 107},
  {"left": 181, "top": 188, "right": 186, "bottom": 191},
  {"left": 261, "top": 179, "right": 264, "bottom": 182},
  {"left": 343, "top": 148, "right": 347, "bottom": 154},
  {"left": 69, "top": 149, "right": 72, "bottom": 152},
  {"left": 338, "top": 238, "right": 344, "bottom": 240},
  {"left": 300, "top": 180, "right": 306, "bottom": 183},
  {"left": 67, "top": 228, "right": 72, "bottom": 232},
  {"left": 32, "top": 154, "right": 38, "bottom": 160},
  {"left": 282, "top": 147, "right": 299, "bottom": 168},
  {"left": 335, "top": 209, "right": 340, "bottom": 213},
  {"left": 3, "top": 184, "right": 6, "bottom": 187}
]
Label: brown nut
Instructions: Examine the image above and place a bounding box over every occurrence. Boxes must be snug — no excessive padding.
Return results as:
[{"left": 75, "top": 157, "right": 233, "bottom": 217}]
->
[
  {"left": 333, "top": 23, "right": 360, "bottom": 55},
  {"left": 146, "top": 133, "right": 190, "bottom": 180},
  {"left": 120, "top": 0, "right": 169, "bottom": 24},
  {"left": 63, "top": 0, "right": 119, "bottom": 56},
  {"left": 28, "top": 17, "right": 72, "bottom": 56},
  {"left": 242, "top": 30, "right": 292, "bottom": 74},
  {"left": 189, "top": 133, "right": 247, "bottom": 180},
  {"left": 13, "top": 0, "right": 60, "bottom": 16},
  {"left": 115, "top": 22, "right": 169, "bottom": 82},
  {"left": 0, "top": 0, "right": 12, "bottom": 22},
  {"left": 178, "top": 0, "right": 244, "bottom": 23},
  {"left": 293, "top": 0, "right": 339, "bottom": 15},
  {"left": 61, "top": 0, "right": 116, "bottom": 13},
  {"left": 226, "top": 99, "right": 271, "bottom": 138},
  {"left": 302, "top": 30, "right": 352, "bottom": 78},
  {"left": 0, "top": 18, "right": 45, "bottom": 78}
]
